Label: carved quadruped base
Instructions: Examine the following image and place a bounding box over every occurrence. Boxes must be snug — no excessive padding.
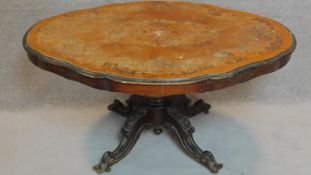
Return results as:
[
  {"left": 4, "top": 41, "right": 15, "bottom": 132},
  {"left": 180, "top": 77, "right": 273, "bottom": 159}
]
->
[{"left": 93, "top": 95, "right": 222, "bottom": 174}]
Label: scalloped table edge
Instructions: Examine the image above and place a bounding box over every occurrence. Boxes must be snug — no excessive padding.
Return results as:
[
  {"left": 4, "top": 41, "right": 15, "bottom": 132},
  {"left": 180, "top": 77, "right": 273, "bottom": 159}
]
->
[{"left": 23, "top": 24, "right": 297, "bottom": 97}]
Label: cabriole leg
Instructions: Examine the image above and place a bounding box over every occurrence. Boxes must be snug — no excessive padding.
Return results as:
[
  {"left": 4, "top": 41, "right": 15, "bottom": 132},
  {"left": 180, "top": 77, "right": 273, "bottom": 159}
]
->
[
  {"left": 93, "top": 107, "right": 150, "bottom": 173},
  {"left": 165, "top": 107, "right": 222, "bottom": 173}
]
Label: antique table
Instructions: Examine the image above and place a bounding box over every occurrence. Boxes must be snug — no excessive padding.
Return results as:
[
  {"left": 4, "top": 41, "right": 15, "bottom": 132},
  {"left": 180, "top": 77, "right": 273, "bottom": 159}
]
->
[{"left": 23, "top": 1, "right": 296, "bottom": 174}]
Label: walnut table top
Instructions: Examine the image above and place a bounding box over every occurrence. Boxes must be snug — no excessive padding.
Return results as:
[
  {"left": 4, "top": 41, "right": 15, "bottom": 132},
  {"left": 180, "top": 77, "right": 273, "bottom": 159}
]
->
[{"left": 23, "top": 1, "right": 296, "bottom": 97}]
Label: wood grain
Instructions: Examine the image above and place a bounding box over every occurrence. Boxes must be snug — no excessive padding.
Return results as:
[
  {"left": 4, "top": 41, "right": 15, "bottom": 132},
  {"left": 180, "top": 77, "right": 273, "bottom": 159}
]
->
[{"left": 23, "top": 1, "right": 296, "bottom": 97}]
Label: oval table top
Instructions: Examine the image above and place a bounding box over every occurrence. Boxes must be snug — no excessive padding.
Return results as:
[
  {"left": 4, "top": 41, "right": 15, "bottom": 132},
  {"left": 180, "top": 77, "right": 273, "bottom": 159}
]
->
[{"left": 23, "top": 1, "right": 296, "bottom": 97}]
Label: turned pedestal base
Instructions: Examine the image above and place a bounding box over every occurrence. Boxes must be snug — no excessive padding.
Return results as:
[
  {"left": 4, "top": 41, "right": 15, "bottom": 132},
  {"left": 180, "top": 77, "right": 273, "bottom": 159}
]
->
[{"left": 93, "top": 95, "right": 222, "bottom": 174}]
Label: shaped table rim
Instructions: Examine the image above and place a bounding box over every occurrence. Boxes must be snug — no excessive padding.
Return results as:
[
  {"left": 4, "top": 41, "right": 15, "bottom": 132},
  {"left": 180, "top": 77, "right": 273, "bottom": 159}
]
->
[{"left": 23, "top": 26, "right": 297, "bottom": 85}]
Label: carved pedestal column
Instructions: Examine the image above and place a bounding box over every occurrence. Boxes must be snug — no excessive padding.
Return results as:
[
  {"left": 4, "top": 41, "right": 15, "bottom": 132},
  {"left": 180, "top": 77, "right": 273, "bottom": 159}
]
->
[{"left": 93, "top": 95, "right": 222, "bottom": 174}]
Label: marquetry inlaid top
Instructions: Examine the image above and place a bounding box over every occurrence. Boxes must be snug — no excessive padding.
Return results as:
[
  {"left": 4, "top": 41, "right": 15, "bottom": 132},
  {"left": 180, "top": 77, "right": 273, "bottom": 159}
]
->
[{"left": 24, "top": 1, "right": 295, "bottom": 83}]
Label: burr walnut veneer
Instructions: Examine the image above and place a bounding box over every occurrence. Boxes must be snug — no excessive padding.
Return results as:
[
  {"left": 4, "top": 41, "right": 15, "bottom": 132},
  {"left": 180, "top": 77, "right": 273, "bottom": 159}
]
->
[{"left": 23, "top": 1, "right": 296, "bottom": 174}]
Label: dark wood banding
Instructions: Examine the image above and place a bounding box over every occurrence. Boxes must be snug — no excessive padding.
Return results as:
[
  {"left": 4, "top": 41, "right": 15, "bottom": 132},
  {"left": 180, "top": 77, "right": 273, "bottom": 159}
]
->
[{"left": 25, "top": 49, "right": 294, "bottom": 97}]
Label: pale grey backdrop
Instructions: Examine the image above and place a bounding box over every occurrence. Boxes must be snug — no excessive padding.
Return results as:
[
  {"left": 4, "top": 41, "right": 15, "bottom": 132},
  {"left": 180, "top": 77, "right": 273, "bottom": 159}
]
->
[{"left": 0, "top": 0, "right": 310, "bottom": 175}]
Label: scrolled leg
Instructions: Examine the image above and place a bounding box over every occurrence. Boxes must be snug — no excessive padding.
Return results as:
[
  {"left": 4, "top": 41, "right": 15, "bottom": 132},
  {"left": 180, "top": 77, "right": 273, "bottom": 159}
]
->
[
  {"left": 186, "top": 99, "right": 211, "bottom": 118},
  {"left": 166, "top": 107, "right": 222, "bottom": 173},
  {"left": 107, "top": 100, "right": 130, "bottom": 118},
  {"left": 93, "top": 107, "right": 149, "bottom": 173},
  {"left": 93, "top": 151, "right": 114, "bottom": 173}
]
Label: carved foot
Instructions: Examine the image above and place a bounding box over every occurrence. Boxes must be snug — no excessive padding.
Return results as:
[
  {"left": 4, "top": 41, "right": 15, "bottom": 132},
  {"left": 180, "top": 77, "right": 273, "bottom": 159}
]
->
[
  {"left": 93, "top": 107, "right": 149, "bottom": 173},
  {"left": 108, "top": 100, "right": 129, "bottom": 118},
  {"left": 200, "top": 151, "right": 223, "bottom": 173},
  {"left": 93, "top": 151, "right": 113, "bottom": 173},
  {"left": 166, "top": 107, "right": 222, "bottom": 174},
  {"left": 153, "top": 128, "right": 163, "bottom": 135},
  {"left": 186, "top": 99, "right": 211, "bottom": 117}
]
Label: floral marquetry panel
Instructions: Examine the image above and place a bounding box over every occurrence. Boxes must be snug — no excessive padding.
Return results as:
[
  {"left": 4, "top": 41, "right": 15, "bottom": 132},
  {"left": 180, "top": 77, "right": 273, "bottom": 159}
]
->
[
  {"left": 25, "top": 1, "right": 295, "bottom": 81},
  {"left": 24, "top": 1, "right": 296, "bottom": 96}
]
